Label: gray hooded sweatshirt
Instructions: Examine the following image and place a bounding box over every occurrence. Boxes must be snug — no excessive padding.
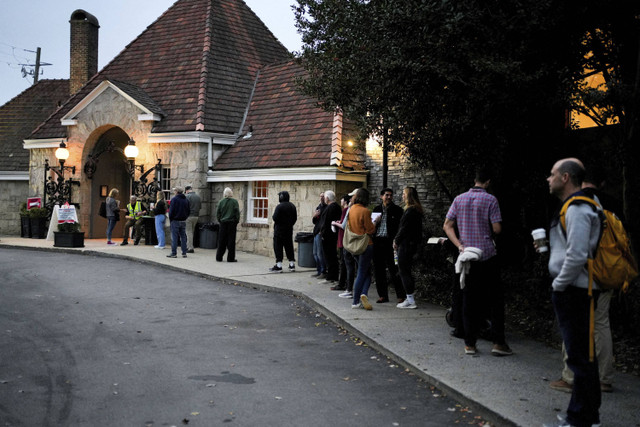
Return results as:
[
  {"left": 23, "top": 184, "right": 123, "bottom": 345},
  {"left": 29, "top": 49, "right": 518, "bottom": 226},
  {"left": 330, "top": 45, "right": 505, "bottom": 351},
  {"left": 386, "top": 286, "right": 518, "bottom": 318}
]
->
[{"left": 548, "top": 201, "right": 601, "bottom": 292}]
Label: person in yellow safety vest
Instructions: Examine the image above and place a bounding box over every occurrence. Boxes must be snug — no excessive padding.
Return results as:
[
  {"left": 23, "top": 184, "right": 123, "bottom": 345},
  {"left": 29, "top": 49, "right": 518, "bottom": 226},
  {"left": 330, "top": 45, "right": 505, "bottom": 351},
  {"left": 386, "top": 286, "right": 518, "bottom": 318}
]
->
[{"left": 121, "top": 195, "right": 147, "bottom": 246}]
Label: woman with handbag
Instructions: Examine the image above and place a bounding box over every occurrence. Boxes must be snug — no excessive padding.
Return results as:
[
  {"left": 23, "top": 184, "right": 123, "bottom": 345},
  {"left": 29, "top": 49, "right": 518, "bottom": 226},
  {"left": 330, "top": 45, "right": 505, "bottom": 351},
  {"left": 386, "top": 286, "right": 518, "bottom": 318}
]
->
[
  {"left": 393, "top": 187, "right": 424, "bottom": 309},
  {"left": 105, "top": 188, "right": 121, "bottom": 245},
  {"left": 345, "top": 188, "right": 376, "bottom": 310},
  {"left": 153, "top": 191, "right": 167, "bottom": 249}
]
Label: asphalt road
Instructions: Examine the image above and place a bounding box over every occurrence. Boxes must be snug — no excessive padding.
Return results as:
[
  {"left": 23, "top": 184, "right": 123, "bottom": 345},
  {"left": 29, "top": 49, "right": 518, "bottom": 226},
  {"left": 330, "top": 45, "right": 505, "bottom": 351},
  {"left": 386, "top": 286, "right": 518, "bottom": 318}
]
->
[{"left": 0, "top": 249, "right": 486, "bottom": 426}]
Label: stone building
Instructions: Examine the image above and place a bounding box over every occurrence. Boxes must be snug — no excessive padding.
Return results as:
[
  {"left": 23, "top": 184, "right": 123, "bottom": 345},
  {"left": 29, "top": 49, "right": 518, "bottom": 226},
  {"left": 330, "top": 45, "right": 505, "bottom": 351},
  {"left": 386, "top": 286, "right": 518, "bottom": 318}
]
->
[{"left": 20, "top": 0, "right": 368, "bottom": 257}]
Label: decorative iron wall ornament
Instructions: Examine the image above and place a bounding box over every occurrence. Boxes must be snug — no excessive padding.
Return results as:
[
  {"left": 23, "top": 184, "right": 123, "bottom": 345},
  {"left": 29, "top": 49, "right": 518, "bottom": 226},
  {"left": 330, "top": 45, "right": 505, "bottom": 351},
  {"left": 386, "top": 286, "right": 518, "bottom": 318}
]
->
[
  {"left": 43, "top": 158, "right": 80, "bottom": 218},
  {"left": 84, "top": 140, "right": 122, "bottom": 179}
]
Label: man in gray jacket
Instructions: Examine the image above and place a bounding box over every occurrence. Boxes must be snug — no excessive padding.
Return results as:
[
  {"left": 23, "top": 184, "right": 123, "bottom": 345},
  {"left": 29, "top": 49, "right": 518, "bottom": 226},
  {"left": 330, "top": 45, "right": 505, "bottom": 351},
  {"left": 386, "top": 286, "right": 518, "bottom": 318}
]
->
[
  {"left": 545, "top": 158, "right": 601, "bottom": 427},
  {"left": 185, "top": 185, "right": 201, "bottom": 253}
]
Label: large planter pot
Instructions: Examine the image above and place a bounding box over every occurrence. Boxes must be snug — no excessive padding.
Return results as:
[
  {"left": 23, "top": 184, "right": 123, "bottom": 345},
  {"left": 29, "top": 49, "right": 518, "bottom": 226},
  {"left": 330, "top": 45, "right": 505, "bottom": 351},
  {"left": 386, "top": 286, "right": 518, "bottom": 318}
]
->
[
  {"left": 54, "top": 231, "right": 85, "bottom": 248},
  {"left": 30, "top": 217, "right": 47, "bottom": 239},
  {"left": 20, "top": 216, "right": 31, "bottom": 238}
]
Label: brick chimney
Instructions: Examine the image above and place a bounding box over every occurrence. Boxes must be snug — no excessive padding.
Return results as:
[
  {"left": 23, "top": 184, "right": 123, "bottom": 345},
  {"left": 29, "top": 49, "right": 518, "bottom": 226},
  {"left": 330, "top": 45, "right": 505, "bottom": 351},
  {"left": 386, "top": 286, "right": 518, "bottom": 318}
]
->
[{"left": 69, "top": 9, "right": 99, "bottom": 95}]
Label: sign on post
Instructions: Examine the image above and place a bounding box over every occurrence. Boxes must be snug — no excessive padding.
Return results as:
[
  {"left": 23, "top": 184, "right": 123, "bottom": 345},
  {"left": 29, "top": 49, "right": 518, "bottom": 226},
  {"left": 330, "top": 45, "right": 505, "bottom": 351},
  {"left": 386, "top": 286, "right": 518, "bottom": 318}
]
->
[{"left": 57, "top": 202, "right": 78, "bottom": 224}]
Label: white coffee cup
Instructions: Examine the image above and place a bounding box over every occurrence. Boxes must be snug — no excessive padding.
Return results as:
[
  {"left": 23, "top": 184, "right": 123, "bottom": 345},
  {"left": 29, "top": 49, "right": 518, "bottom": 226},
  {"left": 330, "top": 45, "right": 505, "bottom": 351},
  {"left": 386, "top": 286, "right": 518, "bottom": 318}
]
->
[{"left": 531, "top": 228, "right": 548, "bottom": 253}]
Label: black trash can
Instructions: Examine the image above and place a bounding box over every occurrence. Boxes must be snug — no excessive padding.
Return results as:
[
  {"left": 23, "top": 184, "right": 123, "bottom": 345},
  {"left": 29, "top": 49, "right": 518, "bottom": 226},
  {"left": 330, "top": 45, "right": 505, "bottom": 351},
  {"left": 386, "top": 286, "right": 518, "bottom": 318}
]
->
[
  {"left": 199, "top": 223, "right": 219, "bottom": 249},
  {"left": 295, "top": 232, "right": 316, "bottom": 268}
]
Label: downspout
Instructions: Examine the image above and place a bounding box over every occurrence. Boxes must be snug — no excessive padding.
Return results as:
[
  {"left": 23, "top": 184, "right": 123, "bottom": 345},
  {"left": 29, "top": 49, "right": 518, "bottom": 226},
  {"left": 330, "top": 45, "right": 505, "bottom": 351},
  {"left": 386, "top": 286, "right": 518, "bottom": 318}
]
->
[{"left": 207, "top": 136, "right": 214, "bottom": 174}]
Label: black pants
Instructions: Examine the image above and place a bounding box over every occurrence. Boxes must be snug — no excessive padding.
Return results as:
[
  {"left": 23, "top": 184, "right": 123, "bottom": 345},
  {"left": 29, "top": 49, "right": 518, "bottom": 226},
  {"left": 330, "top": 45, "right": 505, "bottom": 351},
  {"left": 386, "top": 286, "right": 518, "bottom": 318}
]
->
[
  {"left": 460, "top": 257, "right": 505, "bottom": 347},
  {"left": 338, "top": 247, "right": 356, "bottom": 290},
  {"left": 373, "top": 236, "right": 405, "bottom": 300},
  {"left": 322, "top": 235, "right": 339, "bottom": 281},
  {"left": 553, "top": 287, "right": 601, "bottom": 427},
  {"left": 396, "top": 243, "right": 416, "bottom": 295},
  {"left": 274, "top": 233, "right": 295, "bottom": 263},
  {"left": 216, "top": 221, "right": 237, "bottom": 261}
]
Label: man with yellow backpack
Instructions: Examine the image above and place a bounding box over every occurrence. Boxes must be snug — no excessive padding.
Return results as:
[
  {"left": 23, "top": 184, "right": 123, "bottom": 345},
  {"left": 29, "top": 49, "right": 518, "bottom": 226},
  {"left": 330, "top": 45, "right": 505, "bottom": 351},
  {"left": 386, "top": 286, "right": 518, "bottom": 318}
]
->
[
  {"left": 549, "top": 167, "right": 631, "bottom": 395},
  {"left": 544, "top": 158, "right": 603, "bottom": 427}
]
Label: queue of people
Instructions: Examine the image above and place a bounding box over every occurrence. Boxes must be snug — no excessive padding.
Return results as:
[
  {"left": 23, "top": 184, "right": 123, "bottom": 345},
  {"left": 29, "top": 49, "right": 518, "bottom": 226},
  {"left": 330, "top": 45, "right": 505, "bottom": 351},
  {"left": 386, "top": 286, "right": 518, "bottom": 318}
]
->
[{"left": 101, "top": 158, "right": 620, "bottom": 426}]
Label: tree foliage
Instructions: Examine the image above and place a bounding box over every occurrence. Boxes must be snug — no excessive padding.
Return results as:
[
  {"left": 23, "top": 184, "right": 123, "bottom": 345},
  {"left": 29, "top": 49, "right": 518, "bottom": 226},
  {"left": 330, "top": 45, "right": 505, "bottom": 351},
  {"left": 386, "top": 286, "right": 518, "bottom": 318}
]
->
[
  {"left": 296, "top": 1, "right": 581, "bottom": 176},
  {"left": 295, "top": 0, "right": 640, "bottom": 252}
]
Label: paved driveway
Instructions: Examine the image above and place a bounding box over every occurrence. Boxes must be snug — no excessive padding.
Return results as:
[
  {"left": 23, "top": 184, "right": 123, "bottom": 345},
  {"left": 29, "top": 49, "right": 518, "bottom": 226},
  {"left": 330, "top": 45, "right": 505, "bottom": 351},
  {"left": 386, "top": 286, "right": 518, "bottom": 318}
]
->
[{"left": 0, "top": 249, "right": 484, "bottom": 426}]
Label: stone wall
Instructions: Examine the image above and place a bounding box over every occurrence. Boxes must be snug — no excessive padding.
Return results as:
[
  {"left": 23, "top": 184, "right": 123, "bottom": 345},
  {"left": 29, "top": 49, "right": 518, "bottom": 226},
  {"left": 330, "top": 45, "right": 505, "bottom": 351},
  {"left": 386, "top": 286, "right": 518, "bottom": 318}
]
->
[
  {"left": 0, "top": 181, "right": 29, "bottom": 235},
  {"left": 364, "top": 140, "right": 462, "bottom": 235},
  {"left": 210, "top": 180, "right": 346, "bottom": 258}
]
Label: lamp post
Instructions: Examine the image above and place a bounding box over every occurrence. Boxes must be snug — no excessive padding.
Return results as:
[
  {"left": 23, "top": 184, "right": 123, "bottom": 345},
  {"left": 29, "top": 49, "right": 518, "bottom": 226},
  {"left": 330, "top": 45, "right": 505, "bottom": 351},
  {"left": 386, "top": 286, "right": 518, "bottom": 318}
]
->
[
  {"left": 44, "top": 140, "right": 79, "bottom": 211},
  {"left": 124, "top": 138, "right": 162, "bottom": 200}
]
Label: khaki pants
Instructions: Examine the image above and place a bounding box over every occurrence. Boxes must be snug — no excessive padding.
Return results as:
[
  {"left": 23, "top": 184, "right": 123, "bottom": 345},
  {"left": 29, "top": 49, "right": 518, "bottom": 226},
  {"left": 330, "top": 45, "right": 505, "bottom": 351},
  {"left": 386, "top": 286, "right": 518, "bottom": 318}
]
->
[
  {"left": 186, "top": 216, "right": 198, "bottom": 251},
  {"left": 561, "top": 290, "right": 614, "bottom": 385}
]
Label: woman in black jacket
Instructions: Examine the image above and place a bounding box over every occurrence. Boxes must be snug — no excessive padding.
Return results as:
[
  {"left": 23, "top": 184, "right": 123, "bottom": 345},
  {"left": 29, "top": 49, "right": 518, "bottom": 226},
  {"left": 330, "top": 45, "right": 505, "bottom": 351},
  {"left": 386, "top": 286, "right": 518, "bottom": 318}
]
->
[
  {"left": 153, "top": 191, "right": 167, "bottom": 249},
  {"left": 393, "top": 187, "right": 424, "bottom": 309}
]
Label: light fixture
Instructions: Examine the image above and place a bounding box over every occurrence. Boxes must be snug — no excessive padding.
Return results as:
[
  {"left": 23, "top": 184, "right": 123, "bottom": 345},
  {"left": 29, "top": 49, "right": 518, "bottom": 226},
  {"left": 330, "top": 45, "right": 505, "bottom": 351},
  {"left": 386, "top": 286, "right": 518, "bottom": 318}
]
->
[
  {"left": 44, "top": 140, "right": 77, "bottom": 206},
  {"left": 55, "top": 140, "right": 70, "bottom": 163},
  {"left": 124, "top": 138, "right": 139, "bottom": 159}
]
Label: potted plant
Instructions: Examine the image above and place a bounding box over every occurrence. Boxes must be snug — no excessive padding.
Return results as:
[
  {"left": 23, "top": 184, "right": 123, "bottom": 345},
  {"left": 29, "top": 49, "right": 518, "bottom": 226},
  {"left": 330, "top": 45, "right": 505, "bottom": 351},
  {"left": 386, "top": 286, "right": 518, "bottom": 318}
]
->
[
  {"left": 28, "top": 207, "right": 49, "bottom": 239},
  {"left": 19, "top": 202, "right": 31, "bottom": 238},
  {"left": 54, "top": 221, "right": 85, "bottom": 248}
]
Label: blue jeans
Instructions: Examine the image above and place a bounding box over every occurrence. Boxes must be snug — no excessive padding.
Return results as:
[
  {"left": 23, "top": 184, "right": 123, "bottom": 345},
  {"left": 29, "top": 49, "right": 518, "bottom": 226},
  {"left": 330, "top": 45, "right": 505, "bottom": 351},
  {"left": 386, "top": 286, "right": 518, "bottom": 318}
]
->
[
  {"left": 106, "top": 216, "right": 117, "bottom": 242},
  {"left": 352, "top": 244, "right": 373, "bottom": 305},
  {"left": 170, "top": 220, "right": 187, "bottom": 255},
  {"left": 552, "top": 287, "right": 601, "bottom": 427},
  {"left": 313, "top": 233, "right": 325, "bottom": 274},
  {"left": 155, "top": 214, "right": 166, "bottom": 247}
]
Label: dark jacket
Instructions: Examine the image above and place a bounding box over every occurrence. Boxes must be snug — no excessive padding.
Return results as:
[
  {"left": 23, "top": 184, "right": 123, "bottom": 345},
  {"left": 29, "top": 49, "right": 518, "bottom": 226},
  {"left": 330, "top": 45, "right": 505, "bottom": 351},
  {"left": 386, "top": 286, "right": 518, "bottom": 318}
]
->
[
  {"left": 273, "top": 191, "right": 297, "bottom": 237},
  {"left": 169, "top": 194, "right": 189, "bottom": 221},
  {"left": 373, "top": 202, "right": 404, "bottom": 238},
  {"left": 394, "top": 206, "right": 423, "bottom": 248},
  {"left": 320, "top": 201, "right": 342, "bottom": 240},
  {"left": 312, "top": 202, "right": 327, "bottom": 235},
  {"left": 153, "top": 200, "right": 167, "bottom": 215}
]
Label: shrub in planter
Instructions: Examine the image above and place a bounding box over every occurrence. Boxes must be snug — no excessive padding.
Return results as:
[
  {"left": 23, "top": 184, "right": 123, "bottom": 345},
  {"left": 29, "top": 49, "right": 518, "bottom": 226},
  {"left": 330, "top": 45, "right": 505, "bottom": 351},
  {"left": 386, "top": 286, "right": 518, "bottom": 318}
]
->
[
  {"left": 20, "top": 202, "right": 31, "bottom": 238},
  {"left": 54, "top": 221, "right": 84, "bottom": 248},
  {"left": 28, "top": 207, "right": 49, "bottom": 239},
  {"left": 58, "top": 222, "right": 81, "bottom": 233}
]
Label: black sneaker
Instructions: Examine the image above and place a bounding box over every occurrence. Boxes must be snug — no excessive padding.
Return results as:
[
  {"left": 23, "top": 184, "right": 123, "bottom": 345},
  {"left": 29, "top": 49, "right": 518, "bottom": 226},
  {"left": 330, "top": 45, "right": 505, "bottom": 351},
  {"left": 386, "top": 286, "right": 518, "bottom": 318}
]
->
[
  {"left": 288, "top": 263, "right": 295, "bottom": 272},
  {"left": 269, "top": 265, "right": 283, "bottom": 273},
  {"left": 187, "top": 249, "right": 195, "bottom": 253},
  {"left": 120, "top": 241, "right": 128, "bottom": 246},
  {"left": 166, "top": 254, "right": 177, "bottom": 258},
  {"left": 134, "top": 240, "right": 140, "bottom": 246}
]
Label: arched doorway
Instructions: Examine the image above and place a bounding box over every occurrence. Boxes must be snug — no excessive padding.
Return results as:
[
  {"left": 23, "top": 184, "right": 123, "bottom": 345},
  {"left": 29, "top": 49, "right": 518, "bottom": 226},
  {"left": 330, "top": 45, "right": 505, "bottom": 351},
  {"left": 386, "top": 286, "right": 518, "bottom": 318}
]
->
[{"left": 85, "top": 128, "right": 131, "bottom": 239}]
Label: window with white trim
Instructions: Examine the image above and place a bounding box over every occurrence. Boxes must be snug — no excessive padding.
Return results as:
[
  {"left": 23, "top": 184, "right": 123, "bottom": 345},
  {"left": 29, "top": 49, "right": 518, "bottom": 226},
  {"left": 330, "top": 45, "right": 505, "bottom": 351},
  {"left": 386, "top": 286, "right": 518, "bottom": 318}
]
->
[
  {"left": 247, "top": 181, "right": 269, "bottom": 223},
  {"left": 160, "top": 165, "right": 172, "bottom": 200}
]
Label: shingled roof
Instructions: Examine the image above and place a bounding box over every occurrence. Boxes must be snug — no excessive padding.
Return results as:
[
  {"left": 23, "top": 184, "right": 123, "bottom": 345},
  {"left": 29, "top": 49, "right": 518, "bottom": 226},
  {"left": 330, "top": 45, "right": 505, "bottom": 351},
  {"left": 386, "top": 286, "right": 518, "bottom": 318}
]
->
[
  {"left": 30, "top": 0, "right": 291, "bottom": 139},
  {"left": 0, "top": 79, "right": 69, "bottom": 171},
  {"left": 213, "top": 60, "right": 365, "bottom": 170}
]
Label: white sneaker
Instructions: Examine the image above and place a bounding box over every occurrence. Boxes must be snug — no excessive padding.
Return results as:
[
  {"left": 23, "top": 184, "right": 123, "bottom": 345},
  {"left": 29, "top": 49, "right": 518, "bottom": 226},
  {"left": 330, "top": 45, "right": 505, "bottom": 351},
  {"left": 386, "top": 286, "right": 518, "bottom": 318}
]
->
[
  {"left": 351, "top": 303, "right": 363, "bottom": 309},
  {"left": 339, "top": 291, "right": 353, "bottom": 298},
  {"left": 397, "top": 300, "right": 417, "bottom": 309},
  {"left": 154, "top": 245, "right": 165, "bottom": 249}
]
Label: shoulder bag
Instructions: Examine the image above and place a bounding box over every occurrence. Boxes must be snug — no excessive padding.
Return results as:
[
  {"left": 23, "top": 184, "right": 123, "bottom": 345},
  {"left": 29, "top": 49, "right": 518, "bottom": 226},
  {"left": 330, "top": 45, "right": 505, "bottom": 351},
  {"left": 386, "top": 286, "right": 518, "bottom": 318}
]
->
[{"left": 342, "top": 213, "right": 369, "bottom": 255}]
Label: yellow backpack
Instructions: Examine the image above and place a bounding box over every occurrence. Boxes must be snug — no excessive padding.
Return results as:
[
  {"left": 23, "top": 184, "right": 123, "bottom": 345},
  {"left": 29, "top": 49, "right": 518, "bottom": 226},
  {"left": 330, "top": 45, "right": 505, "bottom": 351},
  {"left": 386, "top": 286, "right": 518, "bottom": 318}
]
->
[{"left": 559, "top": 195, "right": 638, "bottom": 292}]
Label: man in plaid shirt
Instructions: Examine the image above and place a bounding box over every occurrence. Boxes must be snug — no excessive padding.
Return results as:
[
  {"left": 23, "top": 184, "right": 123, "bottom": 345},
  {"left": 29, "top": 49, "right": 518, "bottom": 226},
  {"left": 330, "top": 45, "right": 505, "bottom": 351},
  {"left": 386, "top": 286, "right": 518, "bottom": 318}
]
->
[{"left": 443, "top": 168, "right": 512, "bottom": 357}]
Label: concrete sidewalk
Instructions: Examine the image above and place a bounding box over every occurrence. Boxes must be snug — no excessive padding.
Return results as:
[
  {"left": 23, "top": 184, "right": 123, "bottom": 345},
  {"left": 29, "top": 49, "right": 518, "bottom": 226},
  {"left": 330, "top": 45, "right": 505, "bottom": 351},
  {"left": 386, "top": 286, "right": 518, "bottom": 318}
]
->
[{"left": 2, "top": 236, "right": 638, "bottom": 426}]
